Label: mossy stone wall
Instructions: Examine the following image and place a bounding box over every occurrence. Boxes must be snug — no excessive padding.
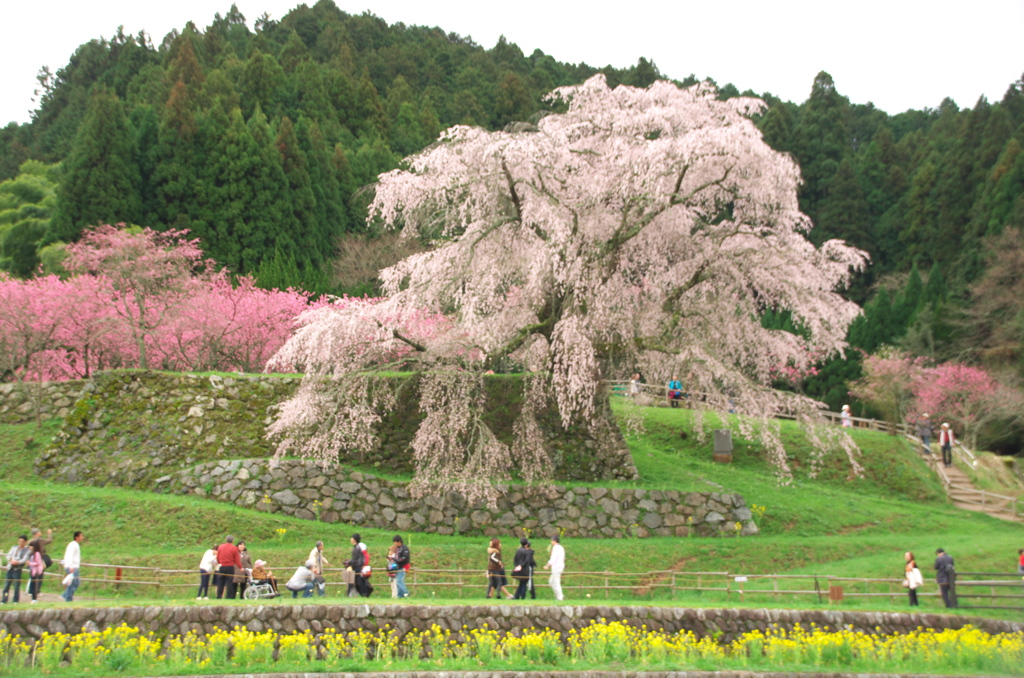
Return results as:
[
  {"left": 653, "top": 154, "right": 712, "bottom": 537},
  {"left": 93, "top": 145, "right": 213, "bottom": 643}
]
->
[
  {"left": 35, "top": 371, "right": 637, "bottom": 488},
  {"left": 0, "top": 380, "right": 87, "bottom": 424}
]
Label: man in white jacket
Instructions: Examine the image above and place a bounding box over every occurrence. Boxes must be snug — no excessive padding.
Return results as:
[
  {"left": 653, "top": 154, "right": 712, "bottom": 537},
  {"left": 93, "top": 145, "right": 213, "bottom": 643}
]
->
[
  {"left": 61, "top": 532, "right": 84, "bottom": 602},
  {"left": 543, "top": 535, "right": 565, "bottom": 601}
]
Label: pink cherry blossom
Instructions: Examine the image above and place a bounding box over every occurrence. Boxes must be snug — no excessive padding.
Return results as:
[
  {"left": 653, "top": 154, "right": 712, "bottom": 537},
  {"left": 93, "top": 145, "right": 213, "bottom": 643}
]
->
[
  {"left": 912, "top": 362, "right": 1023, "bottom": 449},
  {"left": 269, "top": 75, "right": 869, "bottom": 494}
]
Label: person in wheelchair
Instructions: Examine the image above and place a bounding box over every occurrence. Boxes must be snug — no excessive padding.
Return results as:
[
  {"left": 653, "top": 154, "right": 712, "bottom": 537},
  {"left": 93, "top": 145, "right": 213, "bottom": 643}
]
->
[
  {"left": 251, "top": 559, "right": 279, "bottom": 596},
  {"left": 241, "top": 559, "right": 278, "bottom": 599}
]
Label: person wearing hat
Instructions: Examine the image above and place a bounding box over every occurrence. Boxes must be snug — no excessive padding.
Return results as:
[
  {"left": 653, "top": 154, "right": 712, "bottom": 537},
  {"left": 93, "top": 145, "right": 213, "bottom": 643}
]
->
[
  {"left": 840, "top": 404, "right": 852, "bottom": 428},
  {"left": 938, "top": 423, "right": 956, "bottom": 467},
  {"left": 917, "top": 413, "right": 933, "bottom": 455},
  {"left": 251, "top": 559, "right": 278, "bottom": 596}
]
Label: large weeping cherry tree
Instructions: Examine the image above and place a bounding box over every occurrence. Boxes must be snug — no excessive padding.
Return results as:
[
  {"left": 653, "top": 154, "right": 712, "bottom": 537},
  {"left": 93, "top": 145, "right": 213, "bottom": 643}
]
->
[{"left": 268, "top": 75, "right": 869, "bottom": 501}]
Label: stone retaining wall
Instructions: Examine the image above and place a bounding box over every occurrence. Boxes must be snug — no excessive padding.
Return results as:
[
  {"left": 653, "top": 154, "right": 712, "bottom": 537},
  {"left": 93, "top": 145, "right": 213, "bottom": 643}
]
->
[
  {"left": 0, "top": 380, "right": 86, "bottom": 424},
  {"left": 1, "top": 603, "right": 1019, "bottom": 645},
  {"left": 160, "top": 458, "right": 757, "bottom": 538}
]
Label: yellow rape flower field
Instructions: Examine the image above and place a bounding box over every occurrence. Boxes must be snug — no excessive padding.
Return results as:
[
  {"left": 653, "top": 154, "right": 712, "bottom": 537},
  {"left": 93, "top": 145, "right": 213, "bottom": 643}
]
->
[{"left": 1, "top": 619, "right": 1022, "bottom": 677}]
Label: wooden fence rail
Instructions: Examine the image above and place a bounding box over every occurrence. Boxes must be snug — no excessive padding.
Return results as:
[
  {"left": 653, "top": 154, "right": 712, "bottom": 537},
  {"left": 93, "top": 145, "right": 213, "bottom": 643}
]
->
[{"left": 37, "top": 562, "right": 1022, "bottom": 610}]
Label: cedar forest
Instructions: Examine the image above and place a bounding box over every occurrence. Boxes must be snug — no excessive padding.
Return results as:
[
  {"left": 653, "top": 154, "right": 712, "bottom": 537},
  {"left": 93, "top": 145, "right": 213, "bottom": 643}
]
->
[{"left": 1, "top": 1, "right": 1023, "bottom": 450}]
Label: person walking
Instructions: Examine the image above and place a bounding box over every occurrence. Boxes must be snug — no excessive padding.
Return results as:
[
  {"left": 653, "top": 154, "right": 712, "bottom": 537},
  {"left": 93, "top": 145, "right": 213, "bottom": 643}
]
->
[
  {"left": 196, "top": 543, "right": 217, "bottom": 600},
  {"left": 391, "top": 535, "right": 410, "bottom": 599},
  {"left": 840, "top": 404, "right": 852, "bottom": 427},
  {"left": 345, "top": 534, "right": 370, "bottom": 598},
  {"left": 1017, "top": 548, "right": 1023, "bottom": 591},
  {"left": 357, "top": 540, "right": 373, "bottom": 597},
  {"left": 285, "top": 560, "right": 316, "bottom": 598},
  {"left": 236, "top": 542, "right": 253, "bottom": 599},
  {"left": 2, "top": 536, "right": 31, "bottom": 604},
  {"left": 628, "top": 373, "right": 641, "bottom": 397},
  {"left": 938, "top": 423, "right": 956, "bottom": 467},
  {"left": 542, "top": 535, "right": 566, "bottom": 601},
  {"left": 917, "top": 414, "right": 933, "bottom": 455},
  {"left": 903, "top": 552, "right": 923, "bottom": 607},
  {"left": 386, "top": 541, "right": 399, "bottom": 598},
  {"left": 60, "top": 532, "right": 84, "bottom": 602},
  {"left": 27, "top": 528, "right": 53, "bottom": 603},
  {"left": 307, "top": 541, "right": 329, "bottom": 597},
  {"left": 215, "top": 535, "right": 242, "bottom": 599},
  {"left": 934, "top": 548, "right": 956, "bottom": 608},
  {"left": 667, "top": 375, "right": 683, "bottom": 407},
  {"left": 512, "top": 537, "right": 537, "bottom": 600},
  {"left": 486, "top": 538, "right": 513, "bottom": 599}
]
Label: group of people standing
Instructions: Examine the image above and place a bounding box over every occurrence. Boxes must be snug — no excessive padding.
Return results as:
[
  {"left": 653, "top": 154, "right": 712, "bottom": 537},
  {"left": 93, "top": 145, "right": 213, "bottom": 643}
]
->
[
  {"left": 197, "top": 535, "right": 288, "bottom": 600},
  {"left": 196, "top": 534, "right": 412, "bottom": 601},
  {"left": 197, "top": 536, "right": 330, "bottom": 600},
  {"left": 2, "top": 529, "right": 84, "bottom": 604},
  {"left": 902, "top": 547, "right": 997, "bottom": 609},
  {"left": 486, "top": 535, "right": 565, "bottom": 601}
]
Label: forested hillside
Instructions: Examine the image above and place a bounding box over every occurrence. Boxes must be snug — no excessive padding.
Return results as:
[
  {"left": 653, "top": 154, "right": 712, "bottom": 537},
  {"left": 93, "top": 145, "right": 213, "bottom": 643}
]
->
[
  {"left": 0, "top": 2, "right": 665, "bottom": 287},
  {"left": 0, "top": 1, "right": 1022, "bottom": 444}
]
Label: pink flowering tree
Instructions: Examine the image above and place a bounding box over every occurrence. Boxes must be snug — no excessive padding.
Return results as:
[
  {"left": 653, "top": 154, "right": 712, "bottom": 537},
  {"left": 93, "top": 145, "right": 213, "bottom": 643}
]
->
[
  {"left": 913, "top": 362, "right": 1024, "bottom": 449},
  {"left": 2, "top": 225, "right": 316, "bottom": 381},
  {"left": 848, "top": 348, "right": 928, "bottom": 428},
  {"left": 0, "top": 275, "right": 76, "bottom": 382},
  {"left": 268, "top": 75, "right": 869, "bottom": 496},
  {"left": 65, "top": 224, "right": 213, "bottom": 370},
  {"left": 164, "top": 277, "right": 316, "bottom": 373}
]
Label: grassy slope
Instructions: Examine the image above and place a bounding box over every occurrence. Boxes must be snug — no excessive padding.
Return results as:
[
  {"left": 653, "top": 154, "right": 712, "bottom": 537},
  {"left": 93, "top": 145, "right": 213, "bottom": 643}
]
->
[{"left": 0, "top": 401, "right": 1021, "bottom": 617}]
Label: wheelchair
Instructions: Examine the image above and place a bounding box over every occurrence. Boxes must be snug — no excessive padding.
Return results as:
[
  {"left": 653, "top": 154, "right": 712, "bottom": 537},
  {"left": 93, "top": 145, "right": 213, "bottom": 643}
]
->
[{"left": 243, "top": 571, "right": 277, "bottom": 600}]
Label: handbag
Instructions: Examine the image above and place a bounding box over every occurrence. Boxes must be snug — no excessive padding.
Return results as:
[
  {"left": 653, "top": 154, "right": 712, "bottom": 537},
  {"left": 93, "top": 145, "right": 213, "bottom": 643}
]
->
[
  {"left": 61, "top": 572, "right": 74, "bottom": 587},
  {"left": 901, "top": 578, "right": 909, "bottom": 588}
]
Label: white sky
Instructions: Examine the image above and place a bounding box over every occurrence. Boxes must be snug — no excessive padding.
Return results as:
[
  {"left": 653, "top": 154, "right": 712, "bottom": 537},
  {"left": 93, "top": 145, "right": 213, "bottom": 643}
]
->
[{"left": 2, "top": 0, "right": 1022, "bottom": 126}]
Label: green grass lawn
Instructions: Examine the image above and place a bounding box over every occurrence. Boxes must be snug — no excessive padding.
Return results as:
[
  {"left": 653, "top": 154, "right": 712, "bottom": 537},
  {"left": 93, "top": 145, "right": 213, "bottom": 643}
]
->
[{"left": 1, "top": 398, "right": 1021, "bottom": 620}]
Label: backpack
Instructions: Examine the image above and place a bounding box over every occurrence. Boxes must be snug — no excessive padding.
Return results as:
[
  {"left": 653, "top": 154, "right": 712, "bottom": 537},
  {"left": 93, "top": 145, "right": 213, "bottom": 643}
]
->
[{"left": 396, "top": 544, "right": 410, "bottom": 568}]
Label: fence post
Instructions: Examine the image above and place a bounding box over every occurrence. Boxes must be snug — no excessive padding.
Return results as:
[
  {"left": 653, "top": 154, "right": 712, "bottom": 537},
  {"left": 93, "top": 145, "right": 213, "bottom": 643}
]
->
[
  {"left": 604, "top": 572, "right": 610, "bottom": 599},
  {"left": 671, "top": 573, "right": 676, "bottom": 600},
  {"left": 773, "top": 574, "right": 779, "bottom": 602}
]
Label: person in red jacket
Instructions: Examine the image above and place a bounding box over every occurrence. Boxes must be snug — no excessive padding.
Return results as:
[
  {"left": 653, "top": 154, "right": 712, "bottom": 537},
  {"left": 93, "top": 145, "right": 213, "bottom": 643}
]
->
[{"left": 215, "top": 535, "right": 243, "bottom": 599}]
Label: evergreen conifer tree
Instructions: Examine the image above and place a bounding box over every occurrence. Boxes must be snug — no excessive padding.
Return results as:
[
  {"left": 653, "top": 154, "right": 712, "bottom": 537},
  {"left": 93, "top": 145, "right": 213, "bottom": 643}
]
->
[{"left": 48, "top": 88, "right": 142, "bottom": 243}]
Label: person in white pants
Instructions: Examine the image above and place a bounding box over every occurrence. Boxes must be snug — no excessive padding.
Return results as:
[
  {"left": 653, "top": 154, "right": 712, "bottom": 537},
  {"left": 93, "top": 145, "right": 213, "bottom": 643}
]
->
[{"left": 543, "top": 535, "right": 565, "bottom": 601}]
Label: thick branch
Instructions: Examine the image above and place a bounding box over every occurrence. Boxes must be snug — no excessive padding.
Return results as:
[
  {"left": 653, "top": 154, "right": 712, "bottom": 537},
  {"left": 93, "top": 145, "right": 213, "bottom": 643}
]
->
[{"left": 502, "top": 159, "right": 549, "bottom": 241}]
